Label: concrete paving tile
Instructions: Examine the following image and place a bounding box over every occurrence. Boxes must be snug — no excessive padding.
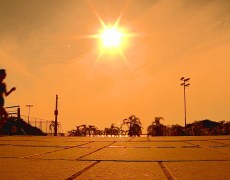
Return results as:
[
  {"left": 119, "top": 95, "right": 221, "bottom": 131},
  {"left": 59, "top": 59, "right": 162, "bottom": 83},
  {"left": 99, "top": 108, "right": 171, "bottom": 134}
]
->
[
  {"left": 148, "top": 136, "right": 196, "bottom": 141},
  {"left": 165, "top": 161, "right": 230, "bottom": 180},
  {"left": 30, "top": 147, "right": 95, "bottom": 160},
  {"left": 77, "top": 161, "right": 167, "bottom": 180},
  {"left": 209, "top": 136, "right": 230, "bottom": 140},
  {"left": 210, "top": 147, "right": 230, "bottom": 155},
  {"left": 211, "top": 139, "right": 230, "bottom": 145},
  {"left": 81, "top": 147, "right": 230, "bottom": 161},
  {"left": 111, "top": 141, "right": 152, "bottom": 148},
  {"left": 0, "top": 158, "right": 94, "bottom": 180},
  {"left": 78, "top": 141, "right": 116, "bottom": 148},
  {"left": 64, "top": 137, "right": 131, "bottom": 142},
  {"left": 112, "top": 141, "right": 196, "bottom": 148},
  {"left": 186, "top": 140, "right": 226, "bottom": 147},
  {"left": 32, "top": 142, "right": 113, "bottom": 160},
  {"left": 0, "top": 146, "right": 62, "bottom": 158},
  {"left": 154, "top": 141, "right": 197, "bottom": 148},
  {"left": 0, "top": 140, "right": 90, "bottom": 148},
  {"left": 148, "top": 136, "right": 230, "bottom": 141},
  {"left": 1, "top": 136, "right": 229, "bottom": 179},
  {"left": 130, "top": 137, "right": 149, "bottom": 141},
  {"left": 88, "top": 137, "right": 132, "bottom": 142},
  {"left": 63, "top": 137, "right": 96, "bottom": 142},
  {"left": 0, "top": 136, "right": 55, "bottom": 141}
]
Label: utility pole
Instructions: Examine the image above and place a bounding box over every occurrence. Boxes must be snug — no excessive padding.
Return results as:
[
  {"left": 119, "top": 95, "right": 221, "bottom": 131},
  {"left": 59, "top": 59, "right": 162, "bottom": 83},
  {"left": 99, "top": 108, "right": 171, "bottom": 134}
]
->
[
  {"left": 26, "top": 105, "right": 33, "bottom": 124},
  {"left": 54, "top": 95, "right": 58, "bottom": 136},
  {"left": 180, "top": 77, "right": 190, "bottom": 135},
  {"left": 17, "top": 106, "right": 21, "bottom": 119}
]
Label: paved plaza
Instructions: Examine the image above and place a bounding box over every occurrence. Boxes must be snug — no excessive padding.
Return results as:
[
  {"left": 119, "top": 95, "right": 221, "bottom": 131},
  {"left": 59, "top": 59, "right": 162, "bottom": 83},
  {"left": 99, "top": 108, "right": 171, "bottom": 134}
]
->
[{"left": 0, "top": 135, "right": 229, "bottom": 179}]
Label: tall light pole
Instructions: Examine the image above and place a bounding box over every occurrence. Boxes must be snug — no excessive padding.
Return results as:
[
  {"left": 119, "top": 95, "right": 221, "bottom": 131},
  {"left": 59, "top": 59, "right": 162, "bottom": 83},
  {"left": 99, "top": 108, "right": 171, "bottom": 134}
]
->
[
  {"left": 26, "top": 104, "right": 33, "bottom": 124},
  {"left": 180, "top": 77, "right": 190, "bottom": 135},
  {"left": 54, "top": 95, "right": 58, "bottom": 136}
]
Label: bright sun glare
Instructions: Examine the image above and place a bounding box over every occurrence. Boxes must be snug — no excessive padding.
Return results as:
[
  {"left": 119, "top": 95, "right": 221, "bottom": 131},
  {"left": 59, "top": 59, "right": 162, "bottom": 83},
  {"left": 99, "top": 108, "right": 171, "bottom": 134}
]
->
[
  {"left": 100, "top": 27, "right": 123, "bottom": 48},
  {"left": 84, "top": 3, "right": 138, "bottom": 63}
]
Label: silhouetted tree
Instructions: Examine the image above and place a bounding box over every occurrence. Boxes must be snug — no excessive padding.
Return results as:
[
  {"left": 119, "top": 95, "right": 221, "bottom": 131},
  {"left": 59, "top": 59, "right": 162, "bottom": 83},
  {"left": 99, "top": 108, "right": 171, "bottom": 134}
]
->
[
  {"left": 168, "top": 124, "right": 185, "bottom": 136},
  {"left": 67, "top": 129, "right": 77, "bottom": 136},
  {"left": 186, "top": 119, "right": 230, "bottom": 136},
  {"left": 121, "top": 115, "right": 142, "bottom": 137},
  {"left": 88, "top": 125, "right": 96, "bottom": 136},
  {"left": 49, "top": 120, "right": 60, "bottom": 135},
  {"left": 147, "top": 117, "right": 165, "bottom": 136},
  {"left": 68, "top": 124, "right": 101, "bottom": 137},
  {"left": 104, "top": 123, "right": 120, "bottom": 136},
  {"left": 217, "top": 121, "right": 230, "bottom": 135}
]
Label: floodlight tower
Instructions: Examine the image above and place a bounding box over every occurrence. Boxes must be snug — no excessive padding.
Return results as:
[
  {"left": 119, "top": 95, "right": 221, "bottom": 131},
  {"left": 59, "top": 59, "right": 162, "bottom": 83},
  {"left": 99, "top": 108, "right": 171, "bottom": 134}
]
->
[
  {"left": 180, "top": 77, "right": 190, "bottom": 135},
  {"left": 54, "top": 95, "right": 58, "bottom": 136}
]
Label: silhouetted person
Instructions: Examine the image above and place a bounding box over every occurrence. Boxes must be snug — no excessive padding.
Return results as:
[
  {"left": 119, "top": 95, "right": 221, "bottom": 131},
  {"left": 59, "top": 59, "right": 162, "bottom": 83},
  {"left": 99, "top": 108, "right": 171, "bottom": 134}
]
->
[{"left": 0, "top": 69, "right": 16, "bottom": 126}]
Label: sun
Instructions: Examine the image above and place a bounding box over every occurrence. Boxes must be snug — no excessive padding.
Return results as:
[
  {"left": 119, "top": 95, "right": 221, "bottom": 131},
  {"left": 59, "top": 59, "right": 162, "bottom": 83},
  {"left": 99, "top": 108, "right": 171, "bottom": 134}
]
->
[
  {"left": 82, "top": 2, "right": 139, "bottom": 64},
  {"left": 100, "top": 27, "right": 123, "bottom": 48}
]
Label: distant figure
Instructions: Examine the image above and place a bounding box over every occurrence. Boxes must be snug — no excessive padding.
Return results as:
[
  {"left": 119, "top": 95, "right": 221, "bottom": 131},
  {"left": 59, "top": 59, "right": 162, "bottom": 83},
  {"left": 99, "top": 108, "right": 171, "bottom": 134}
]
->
[{"left": 0, "top": 69, "right": 16, "bottom": 125}]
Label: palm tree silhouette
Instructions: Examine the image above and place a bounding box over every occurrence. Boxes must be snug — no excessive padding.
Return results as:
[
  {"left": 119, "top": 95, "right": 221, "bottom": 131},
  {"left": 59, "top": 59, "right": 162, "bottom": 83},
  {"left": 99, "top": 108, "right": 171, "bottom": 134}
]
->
[
  {"left": 49, "top": 120, "right": 60, "bottom": 135},
  {"left": 68, "top": 124, "right": 100, "bottom": 137},
  {"left": 169, "top": 124, "right": 185, "bottom": 136},
  {"left": 147, "top": 117, "right": 165, "bottom": 136},
  {"left": 121, "top": 115, "right": 142, "bottom": 137},
  {"left": 104, "top": 123, "right": 120, "bottom": 136}
]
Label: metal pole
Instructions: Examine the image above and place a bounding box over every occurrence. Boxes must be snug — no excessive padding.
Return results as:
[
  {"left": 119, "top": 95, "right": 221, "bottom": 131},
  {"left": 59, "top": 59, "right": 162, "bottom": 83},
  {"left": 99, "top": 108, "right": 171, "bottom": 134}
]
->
[
  {"left": 180, "top": 77, "right": 190, "bottom": 135},
  {"left": 26, "top": 105, "right": 33, "bottom": 124},
  {"left": 40, "top": 120, "right": 42, "bottom": 130},
  {"left": 183, "top": 84, "right": 187, "bottom": 135},
  {"left": 17, "top": 107, "right": 20, "bottom": 119},
  {"left": 54, "top": 95, "right": 58, "bottom": 136},
  {"left": 46, "top": 120, "right": 48, "bottom": 133}
]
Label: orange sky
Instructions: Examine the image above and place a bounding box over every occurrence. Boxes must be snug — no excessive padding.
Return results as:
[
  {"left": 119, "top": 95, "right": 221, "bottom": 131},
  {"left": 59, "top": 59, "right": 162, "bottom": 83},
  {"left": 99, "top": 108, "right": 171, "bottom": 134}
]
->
[{"left": 1, "top": 0, "right": 230, "bottom": 133}]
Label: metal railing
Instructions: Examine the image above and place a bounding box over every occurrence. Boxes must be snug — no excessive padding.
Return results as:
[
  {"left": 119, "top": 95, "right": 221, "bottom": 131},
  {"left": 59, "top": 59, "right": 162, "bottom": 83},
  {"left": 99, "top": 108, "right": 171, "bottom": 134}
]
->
[
  {"left": 5, "top": 106, "right": 20, "bottom": 118},
  {"left": 5, "top": 106, "right": 62, "bottom": 135}
]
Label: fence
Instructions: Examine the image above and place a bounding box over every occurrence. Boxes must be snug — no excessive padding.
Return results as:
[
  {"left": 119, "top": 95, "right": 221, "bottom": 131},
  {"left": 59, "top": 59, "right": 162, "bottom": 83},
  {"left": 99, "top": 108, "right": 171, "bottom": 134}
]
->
[
  {"left": 5, "top": 106, "right": 62, "bottom": 135},
  {"left": 20, "top": 115, "right": 62, "bottom": 134}
]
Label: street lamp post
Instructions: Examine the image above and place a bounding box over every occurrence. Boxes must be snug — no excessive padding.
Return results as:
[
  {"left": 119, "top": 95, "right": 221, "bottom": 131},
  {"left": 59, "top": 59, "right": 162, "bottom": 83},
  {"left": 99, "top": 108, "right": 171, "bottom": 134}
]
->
[
  {"left": 26, "top": 104, "right": 33, "bottom": 124},
  {"left": 54, "top": 95, "right": 58, "bottom": 136},
  {"left": 180, "top": 77, "right": 190, "bottom": 135}
]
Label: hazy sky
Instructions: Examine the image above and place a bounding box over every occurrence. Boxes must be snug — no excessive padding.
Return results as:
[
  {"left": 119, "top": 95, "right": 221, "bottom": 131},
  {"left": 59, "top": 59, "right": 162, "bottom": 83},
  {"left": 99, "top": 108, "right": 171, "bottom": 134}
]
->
[{"left": 1, "top": 0, "right": 230, "bottom": 133}]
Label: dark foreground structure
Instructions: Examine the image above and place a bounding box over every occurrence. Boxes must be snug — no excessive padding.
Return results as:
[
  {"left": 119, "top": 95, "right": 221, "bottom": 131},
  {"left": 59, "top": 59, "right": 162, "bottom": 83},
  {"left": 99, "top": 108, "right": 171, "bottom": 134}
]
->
[
  {"left": 1, "top": 117, "right": 46, "bottom": 136},
  {"left": 0, "top": 135, "right": 229, "bottom": 179}
]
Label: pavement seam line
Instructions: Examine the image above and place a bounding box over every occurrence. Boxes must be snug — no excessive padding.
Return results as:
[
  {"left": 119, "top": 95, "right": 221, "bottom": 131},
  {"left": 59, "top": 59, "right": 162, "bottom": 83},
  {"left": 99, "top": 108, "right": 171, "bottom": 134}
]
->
[
  {"left": 211, "top": 140, "right": 229, "bottom": 146},
  {"left": 158, "top": 161, "right": 177, "bottom": 180},
  {"left": 21, "top": 141, "right": 94, "bottom": 158},
  {"left": 129, "top": 137, "right": 135, "bottom": 141},
  {"left": 65, "top": 161, "right": 100, "bottom": 180},
  {"left": 76, "top": 141, "right": 116, "bottom": 160},
  {"left": 78, "top": 159, "right": 230, "bottom": 162}
]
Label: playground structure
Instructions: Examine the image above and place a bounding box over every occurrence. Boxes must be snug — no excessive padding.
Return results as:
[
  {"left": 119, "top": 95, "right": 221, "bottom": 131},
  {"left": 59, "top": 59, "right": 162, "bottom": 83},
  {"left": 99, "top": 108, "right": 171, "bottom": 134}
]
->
[
  {"left": 5, "top": 106, "right": 21, "bottom": 119},
  {"left": 5, "top": 106, "right": 62, "bottom": 135}
]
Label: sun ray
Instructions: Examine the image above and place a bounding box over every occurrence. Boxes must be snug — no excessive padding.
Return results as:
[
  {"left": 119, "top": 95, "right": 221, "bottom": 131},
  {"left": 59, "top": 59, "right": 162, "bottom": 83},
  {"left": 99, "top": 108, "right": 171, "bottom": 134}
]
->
[
  {"left": 86, "top": 0, "right": 106, "bottom": 28},
  {"left": 114, "top": 0, "right": 130, "bottom": 27},
  {"left": 118, "top": 49, "right": 129, "bottom": 66},
  {"left": 81, "top": 1, "right": 141, "bottom": 65}
]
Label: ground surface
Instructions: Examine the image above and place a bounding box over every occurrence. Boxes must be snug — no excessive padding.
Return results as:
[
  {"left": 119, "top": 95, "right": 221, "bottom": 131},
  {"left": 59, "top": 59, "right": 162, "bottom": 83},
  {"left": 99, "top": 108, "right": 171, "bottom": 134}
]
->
[{"left": 0, "top": 136, "right": 229, "bottom": 179}]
